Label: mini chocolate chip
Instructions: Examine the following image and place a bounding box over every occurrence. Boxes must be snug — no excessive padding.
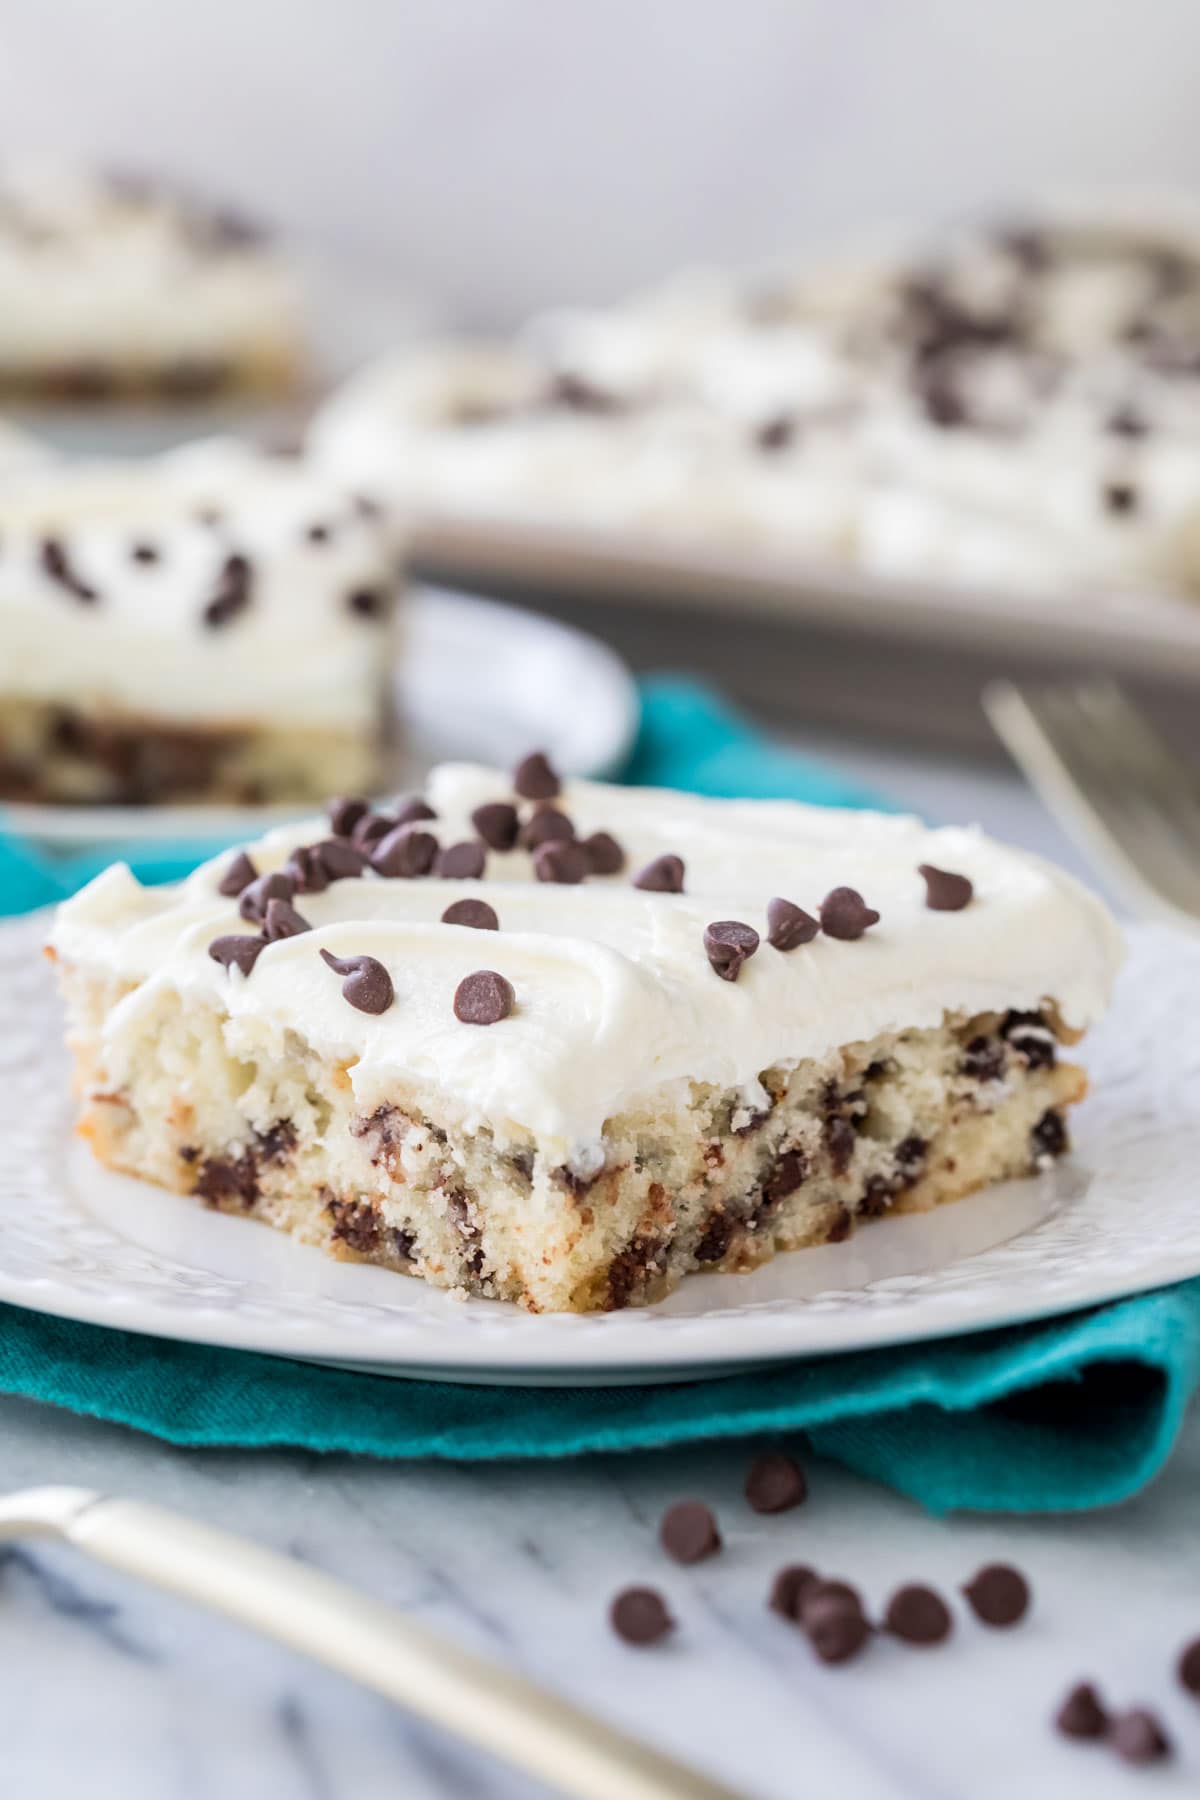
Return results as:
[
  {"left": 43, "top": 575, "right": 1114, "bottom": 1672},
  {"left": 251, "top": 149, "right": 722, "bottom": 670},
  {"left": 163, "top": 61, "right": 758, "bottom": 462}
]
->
[
  {"left": 40, "top": 537, "right": 97, "bottom": 603},
  {"left": 1056, "top": 1683, "right": 1109, "bottom": 1740},
  {"left": 962, "top": 1563, "right": 1029, "bottom": 1626},
  {"left": 1103, "top": 480, "right": 1139, "bottom": 516},
  {"left": 819, "top": 886, "right": 880, "bottom": 940},
  {"left": 918, "top": 864, "right": 974, "bottom": 911},
  {"left": 532, "top": 839, "right": 589, "bottom": 884},
  {"left": 884, "top": 1584, "right": 952, "bottom": 1645},
  {"left": 766, "top": 897, "right": 819, "bottom": 950},
  {"left": 756, "top": 413, "right": 795, "bottom": 452},
  {"left": 922, "top": 376, "right": 968, "bottom": 429},
  {"left": 659, "top": 1501, "right": 721, "bottom": 1565},
  {"left": 130, "top": 541, "right": 160, "bottom": 565},
  {"left": 519, "top": 806, "right": 575, "bottom": 850},
  {"left": 208, "top": 934, "right": 266, "bottom": 977},
  {"left": 394, "top": 797, "right": 439, "bottom": 826},
  {"left": 217, "top": 850, "right": 258, "bottom": 897},
  {"left": 1032, "top": 1110, "right": 1068, "bottom": 1160},
  {"left": 203, "top": 552, "right": 253, "bottom": 628},
  {"left": 263, "top": 898, "right": 312, "bottom": 942},
  {"left": 441, "top": 898, "right": 499, "bottom": 931},
  {"left": 1111, "top": 1710, "right": 1171, "bottom": 1765},
  {"left": 802, "top": 1594, "right": 870, "bottom": 1665},
  {"left": 437, "top": 839, "right": 487, "bottom": 879},
  {"left": 453, "top": 969, "right": 515, "bottom": 1025},
  {"left": 609, "top": 1588, "right": 674, "bottom": 1647},
  {"left": 328, "top": 795, "right": 369, "bottom": 837},
  {"left": 319, "top": 948, "right": 394, "bottom": 1015},
  {"left": 286, "top": 846, "right": 330, "bottom": 894},
  {"left": 634, "top": 853, "right": 685, "bottom": 894},
  {"left": 471, "top": 801, "right": 519, "bottom": 851},
  {"left": 1107, "top": 405, "right": 1148, "bottom": 439},
  {"left": 961, "top": 1035, "right": 1005, "bottom": 1081},
  {"left": 769, "top": 1565, "right": 819, "bottom": 1620},
  {"left": 372, "top": 824, "right": 439, "bottom": 878},
  {"left": 513, "top": 751, "right": 561, "bottom": 800},
  {"left": 315, "top": 837, "right": 369, "bottom": 880},
  {"left": 704, "top": 920, "right": 760, "bottom": 982},
  {"left": 352, "top": 812, "right": 393, "bottom": 849},
  {"left": 1005, "top": 1021, "right": 1056, "bottom": 1070},
  {"left": 580, "top": 830, "right": 625, "bottom": 875},
  {"left": 347, "top": 588, "right": 386, "bottom": 619},
  {"left": 745, "top": 1452, "right": 807, "bottom": 1514},
  {"left": 1178, "top": 1637, "right": 1200, "bottom": 1694},
  {"left": 305, "top": 522, "right": 332, "bottom": 544},
  {"left": 238, "top": 871, "right": 295, "bottom": 924}
]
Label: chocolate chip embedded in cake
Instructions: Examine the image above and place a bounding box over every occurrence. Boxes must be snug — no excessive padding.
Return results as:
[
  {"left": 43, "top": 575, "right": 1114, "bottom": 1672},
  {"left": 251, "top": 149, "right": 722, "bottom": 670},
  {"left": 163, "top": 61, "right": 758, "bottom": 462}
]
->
[{"left": 48, "top": 762, "right": 1122, "bottom": 1313}]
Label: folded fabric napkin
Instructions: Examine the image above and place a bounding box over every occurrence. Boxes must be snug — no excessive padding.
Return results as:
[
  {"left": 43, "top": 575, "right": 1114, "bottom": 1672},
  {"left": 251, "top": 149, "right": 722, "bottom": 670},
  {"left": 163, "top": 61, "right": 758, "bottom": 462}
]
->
[{"left": 2, "top": 674, "right": 1195, "bottom": 1513}]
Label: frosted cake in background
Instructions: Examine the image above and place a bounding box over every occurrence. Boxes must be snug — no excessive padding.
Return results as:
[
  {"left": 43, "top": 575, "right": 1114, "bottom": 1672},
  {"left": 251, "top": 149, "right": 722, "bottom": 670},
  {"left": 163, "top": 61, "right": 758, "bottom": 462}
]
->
[
  {"left": 311, "top": 202, "right": 1200, "bottom": 604},
  {"left": 0, "top": 440, "right": 401, "bottom": 806}
]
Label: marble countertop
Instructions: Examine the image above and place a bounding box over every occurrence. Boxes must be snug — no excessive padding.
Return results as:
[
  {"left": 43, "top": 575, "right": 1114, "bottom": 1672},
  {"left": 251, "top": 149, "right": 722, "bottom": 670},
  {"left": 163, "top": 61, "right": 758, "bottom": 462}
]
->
[{"left": 6, "top": 732, "right": 1194, "bottom": 1800}]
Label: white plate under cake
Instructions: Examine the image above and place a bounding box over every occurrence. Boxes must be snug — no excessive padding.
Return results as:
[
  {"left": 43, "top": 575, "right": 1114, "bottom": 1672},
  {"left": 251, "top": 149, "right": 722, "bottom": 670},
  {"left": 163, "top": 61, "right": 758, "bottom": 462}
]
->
[{"left": 47, "top": 757, "right": 1123, "bottom": 1315}]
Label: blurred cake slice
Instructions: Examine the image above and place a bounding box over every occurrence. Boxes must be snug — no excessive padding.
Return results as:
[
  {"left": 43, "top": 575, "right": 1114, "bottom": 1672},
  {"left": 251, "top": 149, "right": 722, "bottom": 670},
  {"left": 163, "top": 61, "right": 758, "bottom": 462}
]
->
[
  {"left": 0, "top": 440, "right": 401, "bottom": 805},
  {"left": 49, "top": 760, "right": 1123, "bottom": 1312}
]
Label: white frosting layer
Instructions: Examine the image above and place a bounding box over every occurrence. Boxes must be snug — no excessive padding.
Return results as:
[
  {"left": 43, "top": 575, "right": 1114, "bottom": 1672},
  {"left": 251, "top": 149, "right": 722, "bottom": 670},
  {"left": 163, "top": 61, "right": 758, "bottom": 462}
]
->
[
  {"left": 0, "top": 163, "right": 301, "bottom": 370},
  {"left": 311, "top": 210, "right": 1200, "bottom": 601},
  {"left": 51, "top": 764, "right": 1124, "bottom": 1153},
  {"left": 0, "top": 440, "right": 400, "bottom": 729}
]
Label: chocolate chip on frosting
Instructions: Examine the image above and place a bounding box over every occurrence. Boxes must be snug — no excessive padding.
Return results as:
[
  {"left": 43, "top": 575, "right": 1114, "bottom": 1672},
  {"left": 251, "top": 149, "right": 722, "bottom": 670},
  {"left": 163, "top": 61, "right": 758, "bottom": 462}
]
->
[
  {"left": 319, "top": 948, "right": 394, "bottom": 1014},
  {"left": 441, "top": 898, "right": 499, "bottom": 931},
  {"left": 513, "top": 750, "right": 561, "bottom": 801},
  {"left": 533, "top": 839, "right": 589, "bottom": 884},
  {"left": 1056, "top": 1682, "right": 1109, "bottom": 1740},
  {"left": 1103, "top": 480, "right": 1139, "bottom": 516},
  {"left": 660, "top": 1500, "right": 721, "bottom": 1565},
  {"left": 519, "top": 806, "right": 575, "bottom": 850},
  {"left": 919, "top": 864, "right": 974, "bottom": 911},
  {"left": 1111, "top": 1710, "right": 1171, "bottom": 1765},
  {"left": 610, "top": 1587, "right": 674, "bottom": 1647},
  {"left": 217, "top": 850, "right": 258, "bottom": 898},
  {"left": 263, "top": 898, "right": 312, "bottom": 942},
  {"left": 203, "top": 551, "right": 253, "bottom": 628},
  {"left": 745, "top": 1452, "right": 807, "bottom": 1514},
  {"left": 437, "top": 840, "right": 487, "bottom": 879},
  {"left": 766, "top": 896, "right": 819, "bottom": 950},
  {"left": 962, "top": 1563, "right": 1029, "bottom": 1627},
  {"left": 347, "top": 588, "right": 386, "bottom": 619},
  {"left": 393, "top": 797, "right": 438, "bottom": 827},
  {"left": 352, "top": 811, "right": 393, "bottom": 849},
  {"left": 372, "top": 824, "right": 439, "bottom": 878},
  {"left": 704, "top": 920, "right": 760, "bottom": 982},
  {"left": 238, "top": 870, "right": 295, "bottom": 924},
  {"left": 315, "top": 837, "right": 370, "bottom": 881},
  {"left": 756, "top": 413, "right": 795, "bottom": 452},
  {"left": 130, "top": 540, "right": 160, "bottom": 565},
  {"left": 471, "top": 801, "right": 519, "bottom": 851},
  {"left": 580, "top": 830, "right": 625, "bottom": 875},
  {"left": 40, "top": 536, "right": 97, "bottom": 603},
  {"left": 453, "top": 969, "right": 515, "bottom": 1024},
  {"left": 634, "top": 853, "right": 685, "bottom": 894},
  {"left": 328, "top": 795, "right": 369, "bottom": 838},
  {"left": 819, "top": 887, "right": 880, "bottom": 940},
  {"left": 208, "top": 934, "right": 266, "bottom": 978},
  {"left": 884, "top": 1584, "right": 952, "bottom": 1645},
  {"left": 285, "top": 846, "right": 330, "bottom": 895}
]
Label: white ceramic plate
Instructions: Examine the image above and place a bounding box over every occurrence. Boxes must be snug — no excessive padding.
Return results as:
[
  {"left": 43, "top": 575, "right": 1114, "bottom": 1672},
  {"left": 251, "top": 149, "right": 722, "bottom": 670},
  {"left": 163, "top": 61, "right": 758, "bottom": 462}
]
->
[
  {"left": 0, "top": 586, "right": 640, "bottom": 851},
  {"left": 1, "top": 919, "right": 1194, "bottom": 1385}
]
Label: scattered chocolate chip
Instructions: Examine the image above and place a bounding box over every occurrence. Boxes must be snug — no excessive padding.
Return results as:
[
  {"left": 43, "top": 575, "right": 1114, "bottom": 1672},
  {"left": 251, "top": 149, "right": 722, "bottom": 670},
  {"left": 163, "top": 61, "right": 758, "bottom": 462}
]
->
[
  {"left": 1178, "top": 1637, "right": 1200, "bottom": 1695},
  {"left": 532, "top": 839, "right": 589, "bottom": 884},
  {"left": 305, "top": 521, "right": 332, "bottom": 544},
  {"left": 519, "top": 806, "right": 575, "bottom": 850},
  {"left": 372, "top": 824, "right": 439, "bottom": 878},
  {"left": 315, "top": 837, "right": 369, "bottom": 881},
  {"left": 40, "top": 536, "right": 97, "bottom": 603},
  {"left": 437, "top": 839, "right": 487, "bottom": 879},
  {"left": 441, "top": 898, "right": 499, "bottom": 931},
  {"left": 471, "top": 801, "right": 519, "bottom": 851},
  {"left": 319, "top": 948, "right": 394, "bottom": 1015},
  {"left": 745, "top": 1452, "right": 807, "bottom": 1515},
  {"left": 513, "top": 751, "right": 561, "bottom": 801},
  {"left": 918, "top": 864, "right": 974, "bottom": 911},
  {"left": 238, "top": 870, "right": 295, "bottom": 924},
  {"left": 130, "top": 541, "right": 160, "bottom": 565},
  {"left": 884, "top": 1584, "right": 952, "bottom": 1645},
  {"left": 286, "top": 846, "right": 330, "bottom": 894},
  {"left": 352, "top": 811, "right": 393, "bottom": 849},
  {"left": 453, "top": 969, "right": 515, "bottom": 1025},
  {"left": 819, "top": 887, "right": 880, "bottom": 940},
  {"left": 208, "top": 934, "right": 266, "bottom": 978},
  {"left": 217, "top": 850, "right": 258, "bottom": 898},
  {"left": 1032, "top": 1110, "right": 1068, "bottom": 1160},
  {"left": 763, "top": 1148, "right": 808, "bottom": 1206},
  {"left": 580, "top": 830, "right": 625, "bottom": 875},
  {"left": 547, "top": 371, "right": 621, "bottom": 413},
  {"left": 704, "top": 920, "right": 760, "bottom": 982},
  {"left": 1107, "top": 405, "right": 1148, "bottom": 439},
  {"left": 634, "top": 854, "right": 685, "bottom": 894},
  {"left": 961, "top": 1035, "right": 1006, "bottom": 1081},
  {"left": 962, "top": 1563, "right": 1030, "bottom": 1627},
  {"left": 921, "top": 374, "right": 969, "bottom": 429},
  {"left": 756, "top": 413, "right": 795, "bottom": 452},
  {"left": 609, "top": 1588, "right": 674, "bottom": 1647},
  {"left": 1056, "top": 1682, "right": 1109, "bottom": 1740},
  {"left": 1103, "top": 480, "right": 1139, "bottom": 516},
  {"left": 395, "top": 797, "right": 439, "bottom": 826},
  {"left": 328, "top": 796, "right": 369, "bottom": 837},
  {"left": 659, "top": 1501, "right": 721, "bottom": 1565},
  {"left": 347, "top": 588, "right": 386, "bottom": 619},
  {"left": 263, "top": 898, "right": 312, "bottom": 942},
  {"left": 769, "top": 1565, "right": 819, "bottom": 1619},
  {"left": 766, "top": 896, "right": 819, "bottom": 950},
  {"left": 203, "top": 552, "right": 253, "bottom": 628},
  {"left": 802, "top": 1594, "right": 870, "bottom": 1665},
  {"left": 1111, "top": 1710, "right": 1171, "bottom": 1765},
  {"left": 801, "top": 1580, "right": 864, "bottom": 1618}
]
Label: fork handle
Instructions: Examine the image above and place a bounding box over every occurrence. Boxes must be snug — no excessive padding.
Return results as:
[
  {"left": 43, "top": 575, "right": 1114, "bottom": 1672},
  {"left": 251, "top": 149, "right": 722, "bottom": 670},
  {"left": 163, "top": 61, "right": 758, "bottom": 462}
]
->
[{"left": 4, "top": 1487, "right": 741, "bottom": 1800}]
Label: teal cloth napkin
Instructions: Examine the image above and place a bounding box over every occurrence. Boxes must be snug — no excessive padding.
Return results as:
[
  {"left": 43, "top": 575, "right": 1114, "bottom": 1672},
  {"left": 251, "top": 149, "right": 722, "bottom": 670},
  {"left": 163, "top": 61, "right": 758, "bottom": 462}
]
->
[{"left": 2, "top": 674, "right": 1195, "bottom": 1514}]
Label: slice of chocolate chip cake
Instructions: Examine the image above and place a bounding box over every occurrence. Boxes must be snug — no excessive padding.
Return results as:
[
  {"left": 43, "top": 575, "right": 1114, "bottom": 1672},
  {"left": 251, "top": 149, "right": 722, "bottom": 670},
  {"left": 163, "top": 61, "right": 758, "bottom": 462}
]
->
[
  {"left": 48, "top": 756, "right": 1123, "bottom": 1312},
  {"left": 0, "top": 440, "right": 400, "bottom": 805}
]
